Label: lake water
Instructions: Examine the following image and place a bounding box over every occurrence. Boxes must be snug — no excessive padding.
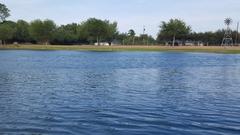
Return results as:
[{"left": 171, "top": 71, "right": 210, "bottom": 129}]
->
[{"left": 0, "top": 50, "right": 240, "bottom": 135}]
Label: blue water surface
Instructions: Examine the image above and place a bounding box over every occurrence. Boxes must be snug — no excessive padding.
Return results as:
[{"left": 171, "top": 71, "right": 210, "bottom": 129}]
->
[{"left": 0, "top": 50, "right": 240, "bottom": 135}]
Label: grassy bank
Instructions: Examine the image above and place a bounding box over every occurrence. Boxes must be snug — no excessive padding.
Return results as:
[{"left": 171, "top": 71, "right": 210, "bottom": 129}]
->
[{"left": 1, "top": 45, "right": 240, "bottom": 54}]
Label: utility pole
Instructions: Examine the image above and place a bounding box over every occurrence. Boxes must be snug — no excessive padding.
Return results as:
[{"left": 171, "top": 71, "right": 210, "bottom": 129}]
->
[{"left": 236, "top": 22, "right": 239, "bottom": 46}]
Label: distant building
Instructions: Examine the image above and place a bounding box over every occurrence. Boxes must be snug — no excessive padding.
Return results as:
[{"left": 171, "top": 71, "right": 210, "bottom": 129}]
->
[
  {"left": 94, "top": 42, "right": 110, "bottom": 46},
  {"left": 185, "top": 40, "right": 204, "bottom": 46},
  {"left": 197, "top": 41, "right": 204, "bottom": 46},
  {"left": 111, "top": 40, "right": 121, "bottom": 46},
  {"left": 94, "top": 40, "right": 122, "bottom": 46},
  {"left": 185, "top": 40, "right": 195, "bottom": 46},
  {"left": 165, "top": 40, "right": 204, "bottom": 46},
  {"left": 165, "top": 40, "right": 183, "bottom": 46}
]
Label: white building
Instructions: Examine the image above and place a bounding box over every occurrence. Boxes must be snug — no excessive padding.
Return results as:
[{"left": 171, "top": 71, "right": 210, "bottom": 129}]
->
[{"left": 94, "top": 42, "right": 110, "bottom": 46}]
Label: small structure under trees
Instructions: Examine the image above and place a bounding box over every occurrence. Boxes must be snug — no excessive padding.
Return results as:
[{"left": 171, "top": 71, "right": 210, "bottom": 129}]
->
[{"left": 159, "top": 19, "right": 191, "bottom": 46}]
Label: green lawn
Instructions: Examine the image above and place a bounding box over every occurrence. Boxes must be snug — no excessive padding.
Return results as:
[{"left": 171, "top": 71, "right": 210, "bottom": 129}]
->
[{"left": 1, "top": 45, "right": 240, "bottom": 54}]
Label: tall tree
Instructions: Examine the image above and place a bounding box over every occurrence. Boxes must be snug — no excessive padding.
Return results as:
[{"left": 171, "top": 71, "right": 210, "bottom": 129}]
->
[
  {"left": 29, "top": 19, "right": 56, "bottom": 45},
  {"left": 116, "top": 33, "right": 128, "bottom": 45},
  {"left": 105, "top": 21, "right": 118, "bottom": 44},
  {"left": 128, "top": 29, "right": 135, "bottom": 37},
  {"left": 0, "top": 21, "right": 16, "bottom": 45},
  {"left": 51, "top": 23, "right": 79, "bottom": 44},
  {"left": 78, "top": 18, "right": 117, "bottom": 45},
  {"left": 14, "top": 20, "right": 30, "bottom": 43},
  {"left": 159, "top": 19, "right": 191, "bottom": 46},
  {"left": 0, "top": 3, "right": 10, "bottom": 22},
  {"left": 79, "top": 18, "right": 107, "bottom": 45},
  {"left": 128, "top": 29, "right": 136, "bottom": 45}
]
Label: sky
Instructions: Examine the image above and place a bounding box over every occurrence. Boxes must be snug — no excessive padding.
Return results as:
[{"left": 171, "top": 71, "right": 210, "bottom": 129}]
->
[{"left": 1, "top": 0, "right": 240, "bottom": 38}]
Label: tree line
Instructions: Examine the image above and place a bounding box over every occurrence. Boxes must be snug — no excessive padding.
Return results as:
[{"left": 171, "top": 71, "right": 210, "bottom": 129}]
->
[
  {"left": 0, "top": 18, "right": 117, "bottom": 45},
  {"left": 0, "top": 3, "right": 239, "bottom": 46},
  {"left": 0, "top": 3, "right": 157, "bottom": 45},
  {"left": 0, "top": 18, "right": 157, "bottom": 45},
  {"left": 157, "top": 19, "right": 239, "bottom": 46}
]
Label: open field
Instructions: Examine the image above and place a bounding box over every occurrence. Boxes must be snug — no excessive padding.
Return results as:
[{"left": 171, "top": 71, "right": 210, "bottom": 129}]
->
[{"left": 1, "top": 45, "right": 240, "bottom": 54}]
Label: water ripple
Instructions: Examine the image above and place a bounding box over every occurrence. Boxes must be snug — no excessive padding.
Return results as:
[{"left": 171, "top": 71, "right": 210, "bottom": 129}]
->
[{"left": 0, "top": 51, "right": 240, "bottom": 135}]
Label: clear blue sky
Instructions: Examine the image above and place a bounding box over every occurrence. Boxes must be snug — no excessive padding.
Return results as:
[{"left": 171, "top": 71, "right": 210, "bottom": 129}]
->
[{"left": 2, "top": 0, "right": 240, "bottom": 37}]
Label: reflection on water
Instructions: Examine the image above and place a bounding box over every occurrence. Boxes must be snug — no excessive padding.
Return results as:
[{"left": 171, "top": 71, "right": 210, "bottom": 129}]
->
[{"left": 0, "top": 51, "right": 240, "bottom": 135}]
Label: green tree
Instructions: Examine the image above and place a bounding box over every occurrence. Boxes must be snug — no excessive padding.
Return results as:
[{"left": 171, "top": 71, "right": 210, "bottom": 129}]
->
[
  {"left": 79, "top": 18, "right": 108, "bottom": 45},
  {"left": 29, "top": 19, "right": 56, "bottom": 45},
  {"left": 78, "top": 18, "right": 117, "bottom": 45},
  {"left": 128, "top": 29, "right": 135, "bottom": 37},
  {"left": 105, "top": 21, "right": 118, "bottom": 44},
  {"left": 14, "top": 20, "right": 30, "bottom": 43},
  {"left": 128, "top": 29, "right": 136, "bottom": 45},
  {"left": 159, "top": 19, "right": 191, "bottom": 46},
  {"left": 0, "top": 3, "right": 10, "bottom": 22},
  {"left": 0, "top": 21, "right": 16, "bottom": 45},
  {"left": 51, "top": 23, "right": 79, "bottom": 44},
  {"left": 116, "top": 33, "right": 128, "bottom": 45}
]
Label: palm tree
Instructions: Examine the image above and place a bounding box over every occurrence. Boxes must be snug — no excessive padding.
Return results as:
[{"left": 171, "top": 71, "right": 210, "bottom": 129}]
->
[{"left": 128, "top": 29, "right": 135, "bottom": 45}]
